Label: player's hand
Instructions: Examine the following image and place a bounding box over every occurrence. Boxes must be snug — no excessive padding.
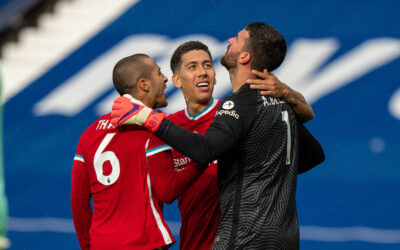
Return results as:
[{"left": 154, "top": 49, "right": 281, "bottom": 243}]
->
[
  {"left": 247, "top": 69, "right": 291, "bottom": 99},
  {"left": 111, "top": 94, "right": 148, "bottom": 126},
  {"left": 111, "top": 94, "right": 166, "bottom": 132}
]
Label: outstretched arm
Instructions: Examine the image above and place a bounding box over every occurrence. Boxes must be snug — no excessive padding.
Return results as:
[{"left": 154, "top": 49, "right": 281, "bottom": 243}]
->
[
  {"left": 247, "top": 69, "right": 314, "bottom": 123},
  {"left": 111, "top": 92, "right": 256, "bottom": 165}
]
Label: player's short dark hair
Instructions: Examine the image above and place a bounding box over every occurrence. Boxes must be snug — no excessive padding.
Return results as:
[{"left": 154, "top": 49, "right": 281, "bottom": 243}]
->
[
  {"left": 170, "top": 41, "right": 212, "bottom": 73},
  {"left": 244, "top": 22, "right": 287, "bottom": 72},
  {"left": 112, "top": 53, "right": 152, "bottom": 96}
]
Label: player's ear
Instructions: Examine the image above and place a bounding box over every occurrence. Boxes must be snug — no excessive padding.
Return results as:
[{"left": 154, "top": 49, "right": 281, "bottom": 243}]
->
[
  {"left": 138, "top": 78, "right": 151, "bottom": 92},
  {"left": 239, "top": 51, "right": 251, "bottom": 65},
  {"left": 172, "top": 74, "right": 182, "bottom": 88}
]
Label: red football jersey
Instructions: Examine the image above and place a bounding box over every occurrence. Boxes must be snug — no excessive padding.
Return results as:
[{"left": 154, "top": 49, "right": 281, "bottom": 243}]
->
[
  {"left": 167, "top": 98, "right": 221, "bottom": 250},
  {"left": 71, "top": 114, "right": 177, "bottom": 250}
]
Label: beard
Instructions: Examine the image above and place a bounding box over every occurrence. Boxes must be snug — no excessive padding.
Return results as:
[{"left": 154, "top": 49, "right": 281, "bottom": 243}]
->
[
  {"left": 220, "top": 49, "right": 239, "bottom": 70},
  {"left": 154, "top": 97, "right": 168, "bottom": 109}
]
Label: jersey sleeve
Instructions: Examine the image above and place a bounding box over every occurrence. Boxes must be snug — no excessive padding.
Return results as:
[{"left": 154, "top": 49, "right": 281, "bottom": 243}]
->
[
  {"left": 155, "top": 86, "right": 257, "bottom": 165},
  {"left": 297, "top": 124, "right": 325, "bottom": 174},
  {"left": 70, "top": 145, "right": 92, "bottom": 250},
  {"left": 146, "top": 135, "right": 207, "bottom": 204}
]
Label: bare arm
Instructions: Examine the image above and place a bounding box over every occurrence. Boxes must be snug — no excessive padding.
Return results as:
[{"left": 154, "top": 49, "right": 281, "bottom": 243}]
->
[{"left": 247, "top": 69, "right": 314, "bottom": 123}]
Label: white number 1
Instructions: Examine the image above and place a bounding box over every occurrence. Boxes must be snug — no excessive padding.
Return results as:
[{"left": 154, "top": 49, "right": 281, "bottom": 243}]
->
[
  {"left": 94, "top": 133, "right": 120, "bottom": 185},
  {"left": 281, "top": 111, "right": 291, "bottom": 165}
]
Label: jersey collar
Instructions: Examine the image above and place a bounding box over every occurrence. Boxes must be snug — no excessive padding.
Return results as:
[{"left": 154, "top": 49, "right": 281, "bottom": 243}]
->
[{"left": 184, "top": 97, "right": 219, "bottom": 121}]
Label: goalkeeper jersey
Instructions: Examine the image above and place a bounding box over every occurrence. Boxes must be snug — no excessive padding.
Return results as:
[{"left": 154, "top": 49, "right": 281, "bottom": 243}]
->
[{"left": 156, "top": 85, "right": 324, "bottom": 249}]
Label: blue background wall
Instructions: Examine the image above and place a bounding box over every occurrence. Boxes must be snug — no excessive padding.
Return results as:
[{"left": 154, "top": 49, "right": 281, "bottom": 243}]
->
[{"left": 3, "top": 0, "right": 400, "bottom": 249}]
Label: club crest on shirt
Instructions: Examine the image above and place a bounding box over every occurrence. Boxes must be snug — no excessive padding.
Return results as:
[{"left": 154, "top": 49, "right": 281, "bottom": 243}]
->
[{"left": 222, "top": 101, "right": 235, "bottom": 110}]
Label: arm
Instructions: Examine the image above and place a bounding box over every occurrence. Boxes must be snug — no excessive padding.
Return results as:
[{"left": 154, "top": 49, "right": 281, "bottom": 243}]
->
[
  {"left": 247, "top": 69, "right": 314, "bottom": 123},
  {"left": 70, "top": 155, "right": 92, "bottom": 250},
  {"left": 154, "top": 119, "right": 232, "bottom": 165},
  {"left": 297, "top": 124, "right": 325, "bottom": 174},
  {"left": 155, "top": 90, "right": 256, "bottom": 165},
  {"left": 146, "top": 138, "right": 207, "bottom": 204},
  {"left": 111, "top": 91, "right": 256, "bottom": 165}
]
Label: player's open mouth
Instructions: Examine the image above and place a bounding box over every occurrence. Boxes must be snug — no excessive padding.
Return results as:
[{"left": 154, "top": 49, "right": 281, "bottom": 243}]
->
[{"left": 196, "top": 82, "right": 209, "bottom": 90}]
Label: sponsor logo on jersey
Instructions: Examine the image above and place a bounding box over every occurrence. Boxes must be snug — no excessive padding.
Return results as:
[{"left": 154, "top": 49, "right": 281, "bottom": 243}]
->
[
  {"left": 173, "top": 156, "right": 192, "bottom": 171},
  {"left": 216, "top": 109, "right": 240, "bottom": 119},
  {"left": 222, "top": 100, "right": 235, "bottom": 110}
]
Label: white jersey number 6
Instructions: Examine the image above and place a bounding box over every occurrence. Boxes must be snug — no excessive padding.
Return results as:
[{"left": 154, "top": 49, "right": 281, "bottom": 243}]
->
[{"left": 94, "top": 133, "right": 120, "bottom": 185}]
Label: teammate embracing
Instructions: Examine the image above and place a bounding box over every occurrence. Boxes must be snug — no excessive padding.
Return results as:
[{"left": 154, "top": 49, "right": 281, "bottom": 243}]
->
[{"left": 162, "top": 40, "right": 321, "bottom": 249}]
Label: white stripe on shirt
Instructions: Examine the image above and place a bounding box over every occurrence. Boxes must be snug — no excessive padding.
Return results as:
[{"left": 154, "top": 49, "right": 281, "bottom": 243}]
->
[
  {"left": 145, "top": 139, "right": 173, "bottom": 245},
  {"left": 184, "top": 97, "right": 219, "bottom": 120},
  {"left": 74, "top": 155, "right": 84, "bottom": 162},
  {"left": 146, "top": 144, "right": 172, "bottom": 157}
]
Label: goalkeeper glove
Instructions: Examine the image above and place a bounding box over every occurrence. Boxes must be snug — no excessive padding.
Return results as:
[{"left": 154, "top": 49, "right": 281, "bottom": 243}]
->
[{"left": 110, "top": 94, "right": 165, "bottom": 132}]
